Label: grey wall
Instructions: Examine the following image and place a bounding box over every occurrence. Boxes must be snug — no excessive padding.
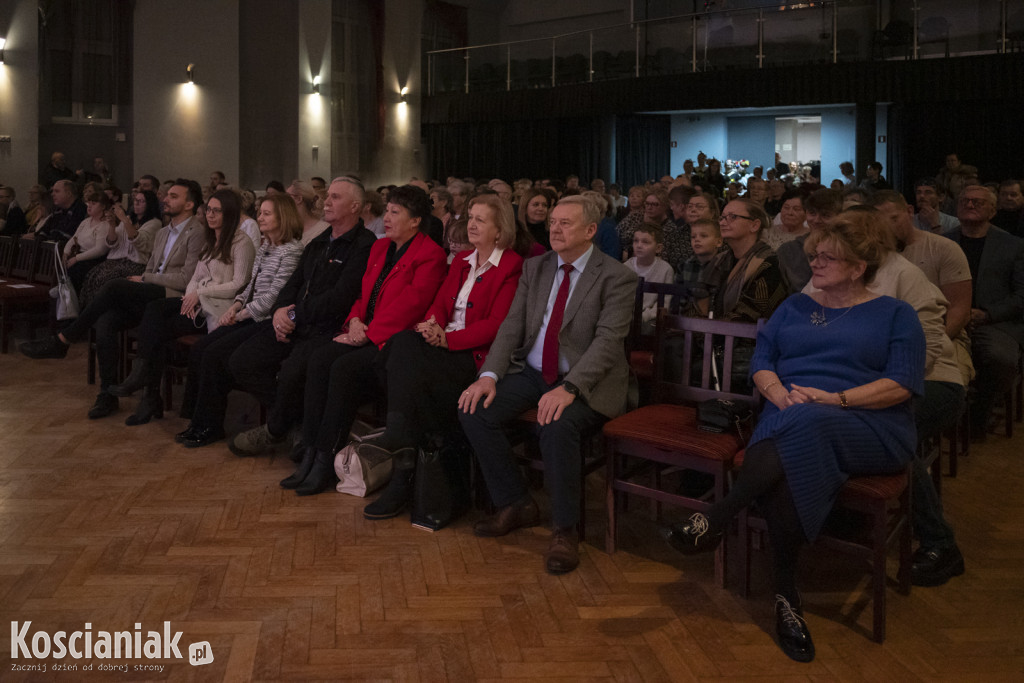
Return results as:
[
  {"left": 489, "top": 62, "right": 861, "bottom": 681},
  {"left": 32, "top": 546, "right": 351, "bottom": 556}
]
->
[{"left": 0, "top": 0, "right": 39, "bottom": 193}]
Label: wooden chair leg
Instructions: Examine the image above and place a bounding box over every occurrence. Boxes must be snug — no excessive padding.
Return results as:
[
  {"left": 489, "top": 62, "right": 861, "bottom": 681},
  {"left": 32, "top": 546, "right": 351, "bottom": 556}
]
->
[
  {"left": 871, "top": 500, "right": 888, "bottom": 643},
  {"left": 605, "top": 439, "right": 618, "bottom": 555}
]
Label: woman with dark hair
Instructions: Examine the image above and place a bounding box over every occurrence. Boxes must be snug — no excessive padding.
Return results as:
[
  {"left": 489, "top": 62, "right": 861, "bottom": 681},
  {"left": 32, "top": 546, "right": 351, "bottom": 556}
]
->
[
  {"left": 667, "top": 210, "right": 925, "bottom": 663},
  {"left": 78, "top": 190, "right": 163, "bottom": 308},
  {"left": 108, "top": 188, "right": 256, "bottom": 426},
  {"left": 172, "top": 193, "right": 306, "bottom": 448},
  {"left": 280, "top": 185, "right": 448, "bottom": 496},
  {"left": 359, "top": 192, "right": 523, "bottom": 519},
  {"left": 763, "top": 189, "right": 809, "bottom": 250},
  {"left": 517, "top": 188, "right": 553, "bottom": 250}
]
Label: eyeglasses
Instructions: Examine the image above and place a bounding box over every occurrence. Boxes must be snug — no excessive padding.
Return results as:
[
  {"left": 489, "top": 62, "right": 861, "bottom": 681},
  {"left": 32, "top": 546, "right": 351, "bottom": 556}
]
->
[
  {"left": 644, "top": 201, "right": 663, "bottom": 208},
  {"left": 205, "top": 207, "right": 223, "bottom": 215},
  {"left": 720, "top": 213, "right": 754, "bottom": 223},
  {"left": 807, "top": 251, "right": 841, "bottom": 265},
  {"left": 958, "top": 197, "right": 988, "bottom": 207}
]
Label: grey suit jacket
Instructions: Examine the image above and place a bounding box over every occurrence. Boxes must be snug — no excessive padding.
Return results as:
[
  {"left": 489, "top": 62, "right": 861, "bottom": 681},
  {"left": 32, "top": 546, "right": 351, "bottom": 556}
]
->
[
  {"left": 481, "top": 246, "right": 638, "bottom": 418},
  {"left": 141, "top": 216, "right": 205, "bottom": 296},
  {"left": 945, "top": 225, "right": 1024, "bottom": 345}
]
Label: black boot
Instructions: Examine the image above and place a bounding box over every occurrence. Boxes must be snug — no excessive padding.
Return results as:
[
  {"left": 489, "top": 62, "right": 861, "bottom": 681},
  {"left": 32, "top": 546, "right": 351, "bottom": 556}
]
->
[
  {"left": 295, "top": 449, "right": 338, "bottom": 496},
  {"left": 280, "top": 447, "right": 316, "bottom": 489},
  {"left": 108, "top": 359, "right": 151, "bottom": 397},
  {"left": 125, "top": 389, "right": 163, "bottom": 426},
  {"left": 363, "top": 447, "right": 417, "bottom": 520}
]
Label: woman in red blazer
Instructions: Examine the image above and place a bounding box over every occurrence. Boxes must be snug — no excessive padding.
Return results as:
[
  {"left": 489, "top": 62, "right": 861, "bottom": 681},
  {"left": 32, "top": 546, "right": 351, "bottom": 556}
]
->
[
  {"left": 281, "top": 185, "right": 448, "bottom": 495},
  {"left": 360, "top": 193, "right": 524, "bottom": 520}
]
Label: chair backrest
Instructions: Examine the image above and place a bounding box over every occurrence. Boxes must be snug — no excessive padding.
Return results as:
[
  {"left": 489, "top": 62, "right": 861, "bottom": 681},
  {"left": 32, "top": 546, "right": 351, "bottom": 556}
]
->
[
  {"left": 629, "top": 277, "right": 692, "bottom": 353},
  {"left": 10, "top": 238, "right": 38, "bottom": 280},
  {"left": 0, "top": 235, "right": 18, "bottom": 277},
  {"left": 33, "top": 241, "right": 60, "bottom": 285},
  {"left": 652, "top": 310, "right": 764, "bottom": 405}
]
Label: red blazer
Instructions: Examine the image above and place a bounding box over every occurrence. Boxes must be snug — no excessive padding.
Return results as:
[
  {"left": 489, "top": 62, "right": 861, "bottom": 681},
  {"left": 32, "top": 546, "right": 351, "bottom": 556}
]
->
[
  {"left": 345, "top": 232, "right": 448, "bottom": 348},
  {"left": 425, "top": 248, "right": 524, "bottom": 370}
]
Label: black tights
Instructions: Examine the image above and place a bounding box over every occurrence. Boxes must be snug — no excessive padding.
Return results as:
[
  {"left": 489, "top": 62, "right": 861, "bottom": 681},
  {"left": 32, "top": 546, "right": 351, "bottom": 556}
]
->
[{"left": 706, "top": 439, "right": 805, "bottom": 601}]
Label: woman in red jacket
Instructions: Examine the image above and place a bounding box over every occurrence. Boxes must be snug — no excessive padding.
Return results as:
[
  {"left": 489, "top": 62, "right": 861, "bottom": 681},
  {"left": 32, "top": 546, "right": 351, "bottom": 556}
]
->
[
  {"left": 281, "top": 185, "right": 448, "bottom": 496},
  {"left": 359, "top": 193, "right": 524, "bottom": 519}
]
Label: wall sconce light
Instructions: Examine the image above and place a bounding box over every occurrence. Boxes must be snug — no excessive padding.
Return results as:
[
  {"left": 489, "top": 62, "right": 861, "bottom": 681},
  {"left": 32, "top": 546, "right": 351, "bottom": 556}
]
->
[
  {"left": 400, "top": 86, "right": 409, "bottom": 103},
  {"left": 186, "top": 63, "right": 195, "bottom": 83},
  {"left": 312, "top": 74, "right": 321, "bottom": 94},
  {"left": 0, "top": 38, "right": 6, "bottom": 64}
]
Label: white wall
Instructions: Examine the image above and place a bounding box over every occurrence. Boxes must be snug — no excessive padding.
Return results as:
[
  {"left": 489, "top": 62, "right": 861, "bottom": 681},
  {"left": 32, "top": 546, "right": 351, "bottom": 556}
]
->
[
  {"left": 133, "top": 0, "right": 239, "bottom": 184},
  {"left": 298, "top": 0, "right": 332, "bottom": 182},
  {"left": 0, "top": 0, "right": 39, "bottom": 194},
  {"left": 795, "top": 121, "right": 821, "bottom": 164}
]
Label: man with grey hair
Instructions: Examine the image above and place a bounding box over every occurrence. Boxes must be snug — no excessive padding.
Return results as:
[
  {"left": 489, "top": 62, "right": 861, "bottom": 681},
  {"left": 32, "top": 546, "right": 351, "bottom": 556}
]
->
[
  {"left": 459, "top": 195, "right": 637, "bottom": 575},
  {"left": 229, "top": 176, "right": 377, "bottom": 455}
]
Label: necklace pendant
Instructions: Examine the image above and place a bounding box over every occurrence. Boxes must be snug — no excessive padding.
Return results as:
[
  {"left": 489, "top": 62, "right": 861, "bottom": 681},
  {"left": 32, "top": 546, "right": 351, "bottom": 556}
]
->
[{"left": 810, "top": 310, "right": 827, "bottom": 326}]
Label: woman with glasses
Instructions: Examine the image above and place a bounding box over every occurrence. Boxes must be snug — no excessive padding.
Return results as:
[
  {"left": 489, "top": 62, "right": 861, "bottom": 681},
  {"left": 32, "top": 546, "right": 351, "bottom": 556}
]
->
[
  {"left": 667, "top": 210, "right": 925, "bottom": 663},
  {"left": 107, "top": 189, "right": 255, "bottom": 426}
]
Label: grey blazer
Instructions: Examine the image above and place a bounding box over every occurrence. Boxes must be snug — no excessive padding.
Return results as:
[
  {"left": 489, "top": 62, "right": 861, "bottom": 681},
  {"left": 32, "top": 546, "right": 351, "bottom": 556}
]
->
[
  {"left": 945, "top": 225, "right": 1024, "bottom": 345},
  {"left": 480, "top": 247, "right": 638, "bottom": 418},
  {"left": 141, "top": 216, "right": 205, "bottom": 296}
]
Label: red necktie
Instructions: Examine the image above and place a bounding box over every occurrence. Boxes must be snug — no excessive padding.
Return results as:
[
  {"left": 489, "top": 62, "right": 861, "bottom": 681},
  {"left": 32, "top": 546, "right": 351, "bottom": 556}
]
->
[{"left": 542, "top": 264, "right": 575, "bottom": 384}]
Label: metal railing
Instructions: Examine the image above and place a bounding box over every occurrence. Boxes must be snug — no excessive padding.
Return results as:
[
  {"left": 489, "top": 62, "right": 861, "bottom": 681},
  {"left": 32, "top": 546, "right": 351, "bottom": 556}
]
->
[{"left": 426, "top": 0, "right": 1022, "bottom": 96}]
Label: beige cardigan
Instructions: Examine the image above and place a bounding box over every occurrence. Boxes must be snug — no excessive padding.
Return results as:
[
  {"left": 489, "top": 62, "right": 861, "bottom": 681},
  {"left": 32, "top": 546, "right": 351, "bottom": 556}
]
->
[{"left": 186, "top": 232, "right": 256, "bottom": 331}]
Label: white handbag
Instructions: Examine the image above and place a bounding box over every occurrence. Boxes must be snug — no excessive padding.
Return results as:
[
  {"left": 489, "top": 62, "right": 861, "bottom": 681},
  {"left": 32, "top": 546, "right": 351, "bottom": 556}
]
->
[{"left": 54, "top": 243, "right": 80, "bottom": 320}]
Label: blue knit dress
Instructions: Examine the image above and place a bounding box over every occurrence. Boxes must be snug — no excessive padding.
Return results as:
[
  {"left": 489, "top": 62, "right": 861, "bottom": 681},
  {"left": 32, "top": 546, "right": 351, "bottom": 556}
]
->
[{"left": 749, "top": 294, "right": 926, "bottom": 541}]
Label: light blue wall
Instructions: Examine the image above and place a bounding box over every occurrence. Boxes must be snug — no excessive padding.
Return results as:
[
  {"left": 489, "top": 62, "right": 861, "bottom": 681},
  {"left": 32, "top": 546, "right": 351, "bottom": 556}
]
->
[
  {"left": 670, "top": 115, "right": 726, "bottom": 175},
  {"left": 875, "top": 103, "right": 889, "bottom": 178},
  {"left": 727, "top": 116, "right": 776, "bottom": 172},
  {"left": 820, "top": 106, "right": 856, "bottom": 184}
]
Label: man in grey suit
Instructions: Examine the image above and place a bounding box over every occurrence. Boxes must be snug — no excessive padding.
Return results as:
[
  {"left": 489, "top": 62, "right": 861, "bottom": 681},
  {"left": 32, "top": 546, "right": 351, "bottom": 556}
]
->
[
  {"left": 945, "top": 185, "right": 1024, "bottom": 439},
  {"left": 459, "top": 195, "right": 637, "bottom": 574},
  {"left": 21, "top": 179, "right": 206, "bottom": 421}
]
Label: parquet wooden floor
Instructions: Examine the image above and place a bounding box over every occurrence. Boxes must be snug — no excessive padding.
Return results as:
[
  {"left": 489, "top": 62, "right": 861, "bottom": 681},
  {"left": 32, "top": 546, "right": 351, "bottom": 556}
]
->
[{"left": 1, "top": 344, "right": 1023, "bottom": 682}]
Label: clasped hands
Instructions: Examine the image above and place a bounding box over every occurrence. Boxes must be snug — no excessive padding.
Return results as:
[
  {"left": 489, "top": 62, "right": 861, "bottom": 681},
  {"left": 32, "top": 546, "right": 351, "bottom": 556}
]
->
[
  {"left": 334, "top": 317, "right": 370, "bottom": 346},
  {"left": 414, "top": 315, "right": 447, "bottom": 348},
  {"left": 772, "top": 383, "right": 838, "bottom": 410},
  {"left": 458, "top": 376, "right": 575, "bottom": 425}
]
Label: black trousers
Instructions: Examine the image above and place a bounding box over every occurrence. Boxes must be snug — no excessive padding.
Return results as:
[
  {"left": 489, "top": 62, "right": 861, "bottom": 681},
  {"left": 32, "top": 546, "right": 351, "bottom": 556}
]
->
[
  {"left": 61, "top": 278, "right": 167, "bottom": 391},
  {"left": 301, "top": 341, "right": 384, "bottom": 452},
  {"left": 457, "top": 365, "right": 606, "bottom": 529},
  {"left": 67, "top": 257, "right": 102, "bottom": 294},
  {"left": 182, "top": 319, "right": 259, "bottom": 426},
  {"left": 381, "top": 330, "right": 478, "bottom": 448},
  {"left": 227, "top": 320, "right": 335, "bottom": 437}
]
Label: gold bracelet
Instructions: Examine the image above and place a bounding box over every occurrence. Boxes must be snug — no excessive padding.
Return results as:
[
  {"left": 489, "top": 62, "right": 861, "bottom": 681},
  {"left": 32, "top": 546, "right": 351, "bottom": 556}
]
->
[
  {"left": 839, "top": 391, "right": 849, "bottom": 409},
  {"left": 759, "top": 380, "right": 779, "bottom": 393}
]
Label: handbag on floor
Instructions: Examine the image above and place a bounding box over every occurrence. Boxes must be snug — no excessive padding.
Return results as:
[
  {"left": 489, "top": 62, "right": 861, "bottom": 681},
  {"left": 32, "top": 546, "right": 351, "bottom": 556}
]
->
[
  {"left": 334, "top": 427, "right": 390, "bottom": 497},
  {"left": 410, "top": 434, "right": 472, "bottom": 532},
  {"left": 54, "top": 242, "right": 80, "bottom": 321}
]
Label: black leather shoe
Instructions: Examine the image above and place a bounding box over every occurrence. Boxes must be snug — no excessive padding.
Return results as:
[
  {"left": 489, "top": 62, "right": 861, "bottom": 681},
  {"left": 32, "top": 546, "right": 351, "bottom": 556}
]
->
[
  {"left": 912, "top": 545, "right": 965, "bottom": 587},
  {"left": 88, "top": 393, "right": 119, "bottom": 420},
  {"left": 125, "top": 394, "right": 163, "bottom": 426},
  {"left": 281, "top": 447, "right": 315, "bottom": 489},
  {"left": 108, "top": 359, "right": 151, "bottom": 397},
  {"left": 545, "top": 527, "right": 580, "bottom": 574},
  {"left": 295, "top": 449, "right": 338, "bottom": 496},
  {"left": 20, "top": 336, "right": 69, "bottom": 359},
  {"left": 175, "top": 425, "right": 201, "bottom": 444},
  {"left": 775, "top": 594, "right": 815, "bottom": 663},
  {"left": 473, "top": 497, "right": 541, "bottom": 537},
  {"left": 181, "top": 427, "right": 226, "bottom": 449},
  {"left": 664, "top": 513, "right": 723, "bottom": 556},
  {"left": 362, "top": 447, "right": 417, "bottom": 520}
]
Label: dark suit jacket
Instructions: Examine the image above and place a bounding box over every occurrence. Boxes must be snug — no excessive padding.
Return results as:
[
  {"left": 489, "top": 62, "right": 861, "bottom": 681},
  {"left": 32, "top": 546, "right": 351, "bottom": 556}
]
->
[
  {"left": 481, "top": 245, "right": 637, "bottom": 418},
  {"left": 425, "top": 248, "right": 524, "bottom": 370},
  {"left": 945, "top": 225, "right": 1024, "bottom": 345},
  {"left": 346, "top": 231, "right": 448, "bottom": 348}
]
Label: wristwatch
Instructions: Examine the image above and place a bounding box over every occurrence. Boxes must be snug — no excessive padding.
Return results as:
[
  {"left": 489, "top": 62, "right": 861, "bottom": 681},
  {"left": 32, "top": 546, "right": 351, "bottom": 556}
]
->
[{"left": 561, "top": 381, "right": 581, "bottom": 398}]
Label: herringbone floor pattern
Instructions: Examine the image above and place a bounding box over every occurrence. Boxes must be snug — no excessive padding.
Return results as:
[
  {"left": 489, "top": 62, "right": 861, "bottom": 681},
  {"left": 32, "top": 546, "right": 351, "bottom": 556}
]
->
[{"left": 1, "top": 345, "right": 1023, "bottom": 681}]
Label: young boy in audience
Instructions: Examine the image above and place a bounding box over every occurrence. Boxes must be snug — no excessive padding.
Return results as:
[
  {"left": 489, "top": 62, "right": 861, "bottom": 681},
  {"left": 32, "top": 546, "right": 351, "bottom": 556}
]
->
[
  {"left": 626, "top": 222, "right": 675, "bottom": 332},
  {"left": 676, "top": 217, "right": 723, "bottom": 288}
]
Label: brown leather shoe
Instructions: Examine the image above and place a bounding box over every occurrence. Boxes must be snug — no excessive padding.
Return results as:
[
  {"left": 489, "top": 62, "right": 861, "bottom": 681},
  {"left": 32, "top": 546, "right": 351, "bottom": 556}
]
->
[
  {"left": 473, "top": 497, "right": 540, "bottom": 537},
  {"left": 545, "top": 527, "right": 580, "bottom": 574}
]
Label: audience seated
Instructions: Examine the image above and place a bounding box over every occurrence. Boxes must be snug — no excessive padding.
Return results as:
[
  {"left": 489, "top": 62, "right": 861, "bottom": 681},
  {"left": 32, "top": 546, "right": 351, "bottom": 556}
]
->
[
  {"left": 39, "top": 151, "right": 78, "bottom": 190},
  {"left": 777, "top": 189, "right": 843, "bottom": 293},
  {"left": 63, "top": 188, "right": 115, "bottom": 294},
  {"left": 615, "top": 185, "right": 646, "bottom": 257},
  {"left": 912, "top": 177, "right": 960, "bottom": 234},
  {"left": 675, "top": 217, "right": 722, "bottom": 292},
  {"left": 625, "top": 222, "right": 674, "bottom": 333},
  {"left": 286, "top": 179, "right": 330, "bottom": 245},
  {"left": 518, "top": 188, "right": 553, "bottom": 251},
  {"left": 360, "top": 189, "right": 386, "bottom": 239},
  {"left": 992, "top": 178, "right": 1024, "bottom": 237},
  {"left": 0, "top": 185, "right": 29, "bottom": 236},
  {"left": 280, "top": 185, "right": 447, "bottom": 496},
  {"left": 582, "top": 190, "right": 620, "bottom": 260},
  {"left": 36, "top": 179, "right": 86, "bottom": 242},
  {"left": 764, "top": 189, "right": 809, "bottom": 250}
]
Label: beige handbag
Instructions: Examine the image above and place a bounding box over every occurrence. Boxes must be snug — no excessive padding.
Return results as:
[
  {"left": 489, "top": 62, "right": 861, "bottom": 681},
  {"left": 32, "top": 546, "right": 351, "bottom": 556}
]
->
[{"left": 334, "top": 427, "right": 390, "bottom": 497}]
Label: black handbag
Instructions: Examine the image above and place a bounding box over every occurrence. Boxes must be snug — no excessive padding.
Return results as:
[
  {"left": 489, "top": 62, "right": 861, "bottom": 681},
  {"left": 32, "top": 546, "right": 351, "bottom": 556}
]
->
[
  {"left": 410, "top": 435, "right": 472, "bottom": 532},
  {"left": 697, "top": 398, "right": 755, "bottom": 443}
]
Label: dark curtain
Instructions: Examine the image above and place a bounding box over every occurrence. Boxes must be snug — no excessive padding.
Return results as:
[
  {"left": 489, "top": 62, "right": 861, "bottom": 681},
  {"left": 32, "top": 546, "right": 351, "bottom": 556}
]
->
[
  {"left": 425, "top": 118, "right": 599, "bottom": 181},
  {"left": 614, "top": 115, "right": 670, "bottom": 188}
]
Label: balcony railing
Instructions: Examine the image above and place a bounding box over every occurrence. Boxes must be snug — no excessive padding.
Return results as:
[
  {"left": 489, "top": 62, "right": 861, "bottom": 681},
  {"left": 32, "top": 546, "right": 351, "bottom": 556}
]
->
[{"left": 426, "top": 0, "right": 1023, "bottom": 96}]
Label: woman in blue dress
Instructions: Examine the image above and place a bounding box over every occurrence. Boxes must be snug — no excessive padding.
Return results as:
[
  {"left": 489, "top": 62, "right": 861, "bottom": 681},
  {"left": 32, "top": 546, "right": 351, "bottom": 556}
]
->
[{"left": 666, "top": 208, "right": 926, "bottom": 663}]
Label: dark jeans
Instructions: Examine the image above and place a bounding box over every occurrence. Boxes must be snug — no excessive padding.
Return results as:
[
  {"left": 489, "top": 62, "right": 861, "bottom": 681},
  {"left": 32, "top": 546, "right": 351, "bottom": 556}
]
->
[
  {"left": 61, "top": 278, "right": 167, "bottom": 391},
  {"left": 67, "top": 257, "right": 102, "bottom": 294},
  {"left": 381, "top": 330, "right": 478, "bottom": 448},
  {"left": 912, "top": 380, "right": 965, "bottom": 550},
  {"left": 182, "top": 319, "right": 259, "bottom": 426},
  {"left": 457, "top": 365, "right": 606, "bottom": 529},
  {"left": 228, "top": 320, "right": 334, "bottom": 437},
  {"left": 971, "top": 325, "right": 1021, "bottom": 432},
  {"left": 301, "top": 342, "right": 384, "bottom": 452}
]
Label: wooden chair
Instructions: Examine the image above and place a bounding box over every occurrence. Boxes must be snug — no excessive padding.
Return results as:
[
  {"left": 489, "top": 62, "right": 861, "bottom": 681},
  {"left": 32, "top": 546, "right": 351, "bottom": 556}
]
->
[
  {"left": 627, "top": 278, "right": 691, "bottom": 389},
  {"left": 0, "top": 235, "right": 19, "bottom": 277},
  {"left": 0, "top": 240, "right": 53, "bottom": 353},
  {"left": 603, "top": 312, "right": 762, "bottom": 586},
  {"left": 737, "top": 451, "right": 913, "bottom": 644}
]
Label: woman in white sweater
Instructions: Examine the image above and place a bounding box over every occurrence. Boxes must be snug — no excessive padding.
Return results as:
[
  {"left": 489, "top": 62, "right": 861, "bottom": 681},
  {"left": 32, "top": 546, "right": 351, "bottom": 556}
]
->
[
  {"left": 108, "top": 189, "right": 255, "bottom": 426},
  {"left": 63, "top": 189, "right": 114, "bottom": 293},
  {"left": 173, "top": 194, "right": 305, "bottom": 448}
]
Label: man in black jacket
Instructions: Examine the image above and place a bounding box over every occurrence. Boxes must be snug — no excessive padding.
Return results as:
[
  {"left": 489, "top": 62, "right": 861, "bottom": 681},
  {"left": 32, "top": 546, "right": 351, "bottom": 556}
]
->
[{"left": 229, "top": 177, "right": 376, "bottom": 456}]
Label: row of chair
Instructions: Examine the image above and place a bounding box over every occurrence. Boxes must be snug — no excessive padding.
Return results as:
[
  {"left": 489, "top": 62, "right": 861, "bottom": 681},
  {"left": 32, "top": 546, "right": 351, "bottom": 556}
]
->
[{"left": 0, "top": 236, "right": 60, "bottom": 353}]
